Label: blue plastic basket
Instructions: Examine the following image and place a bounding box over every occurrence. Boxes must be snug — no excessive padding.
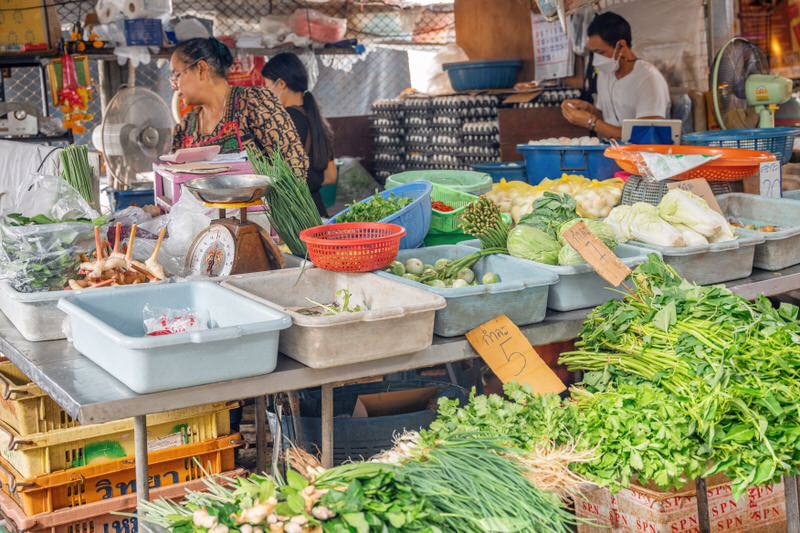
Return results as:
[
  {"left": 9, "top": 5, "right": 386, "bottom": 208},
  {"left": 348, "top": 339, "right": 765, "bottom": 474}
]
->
[
  {"left": 109, "top": 188, "right": 154, "bottom": 210},
  {"left": 443, "top": 60, "right": 522, "bottom": 91},
  {"left": 472, "top": 162, "right": 527, "bottom": 183},
  {"left": 328, "top": 182, "right": 432, "bottom": 249},
  {"left": 683, "top": 128, "right": 800, "bottom": 165},
  {"left": 516, "top": 144, "right": 620, "bottom": 184}
]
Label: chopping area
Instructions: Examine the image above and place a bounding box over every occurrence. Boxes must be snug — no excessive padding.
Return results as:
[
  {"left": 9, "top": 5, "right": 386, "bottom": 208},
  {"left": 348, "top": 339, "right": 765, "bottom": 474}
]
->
[{"left": 5, "top": 1, "right": 800, "bottom": 532}]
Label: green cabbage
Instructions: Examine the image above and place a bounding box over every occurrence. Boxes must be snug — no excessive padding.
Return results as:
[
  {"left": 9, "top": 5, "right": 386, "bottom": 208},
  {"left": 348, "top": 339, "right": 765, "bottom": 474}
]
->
[
  {"left": 558, "top": 244, "right": 586, "bottom": 266},
  {"left": 558, "top": 218, "right": 617, "bottom": 250},
  {"left": 657, "top": 189, "right": 728, "bottom": 238},
  {"left": 518, "top": 192, "right": 577, "bottom": 239},
  {"left": 506, "top": 224, "right": 561, "bottom": 265}
]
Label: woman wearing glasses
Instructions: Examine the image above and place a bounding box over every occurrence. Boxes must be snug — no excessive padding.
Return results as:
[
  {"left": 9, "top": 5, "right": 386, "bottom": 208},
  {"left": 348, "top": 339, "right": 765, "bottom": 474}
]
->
[{"left": 170, "top": 38, "right": 307, "bottom": 178}]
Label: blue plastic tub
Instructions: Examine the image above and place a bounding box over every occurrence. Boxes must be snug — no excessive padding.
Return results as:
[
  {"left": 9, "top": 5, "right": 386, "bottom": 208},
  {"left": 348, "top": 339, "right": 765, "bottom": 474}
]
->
[
  {"left": 375, "top": 245, "right": 558, "bottom": 337},
  {"left": 517, "top": 144, "right": 620, "bottom": 184},
  {"left": 57, "top": 282, "right": 291, "bottom": 394},
  {"left": 110, "top": 188, "right": 154, "bottom": 210},
  {"left": 472, "top": 162, "right": 527, "bottom": 183},
  {"left": 443, "top": 60, "right": 522, "bottom": 91},
  {"left": 683, "top": 128, "right": 800, "bottom": 165},
  {"left": 328, "top": 182, "right": 432, "bottom": 249}
]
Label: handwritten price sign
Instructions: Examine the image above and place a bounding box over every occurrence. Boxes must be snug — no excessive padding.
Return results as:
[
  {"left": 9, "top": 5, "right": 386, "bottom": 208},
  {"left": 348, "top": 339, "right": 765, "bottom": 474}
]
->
[
  {"left": 561, "top": 220, "right": 631, "bottom": 287},
  {"left": 466, "top": 316, "right": 566, "bottom": 395},
  {"left": 759, "top": 161, "right": 781, "bottom": 199}
]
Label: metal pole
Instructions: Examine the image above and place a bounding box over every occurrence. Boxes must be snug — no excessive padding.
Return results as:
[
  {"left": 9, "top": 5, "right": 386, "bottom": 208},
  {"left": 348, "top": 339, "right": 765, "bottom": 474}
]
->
[
  {"left": 255, "top": 395, "right": 268, "bottom": 474},
  {"left": 695, "top": 478, "right": 710, "bottom": 533},
  {"left": 321, "top": 384, "right": 334, "bottom": 468},
  {"left": 785, "top": 475, "right": 800, "bottom": 533},
  {"left": 134, "top": 415, "right": 150, "bottom": 507}
]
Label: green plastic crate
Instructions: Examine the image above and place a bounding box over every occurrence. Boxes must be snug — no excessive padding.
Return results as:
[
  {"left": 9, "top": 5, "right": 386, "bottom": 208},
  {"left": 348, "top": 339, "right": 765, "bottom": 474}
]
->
[
  {"left": 424, "top": 230, "right": 472, "bottom": 246},
  {"left": 429, "top": 184, "right": 478, "bottom": 233},
  {"left": 386, "top": 170, "right": 493, "bottom": 195}
]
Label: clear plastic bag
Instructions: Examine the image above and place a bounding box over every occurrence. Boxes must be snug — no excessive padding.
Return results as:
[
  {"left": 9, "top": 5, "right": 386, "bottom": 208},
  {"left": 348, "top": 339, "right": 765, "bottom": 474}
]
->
[
  {"left": 143, "top": 303, "right": 209, "bottom": 336},
  {"left": 0, "top": 175, "right": 101, "bottom": 293}
]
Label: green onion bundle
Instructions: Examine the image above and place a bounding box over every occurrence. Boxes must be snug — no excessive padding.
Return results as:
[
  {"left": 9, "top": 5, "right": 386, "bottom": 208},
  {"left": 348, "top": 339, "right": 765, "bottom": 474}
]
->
[
  {"left": 460, "top": 197, "right": 509, "bottom": 252},
  {"left": 59, "top": 145, "right": 94, "bottom": 205},
  {"left": 248, "top": 147, "right": 322, "bottom": 256}
]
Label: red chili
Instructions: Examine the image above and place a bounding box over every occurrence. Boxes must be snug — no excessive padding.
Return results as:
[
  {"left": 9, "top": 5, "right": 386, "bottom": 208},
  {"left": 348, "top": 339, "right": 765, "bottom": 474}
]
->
[{"left": 432, "top": 201, "right": 455, "bottom": 213}]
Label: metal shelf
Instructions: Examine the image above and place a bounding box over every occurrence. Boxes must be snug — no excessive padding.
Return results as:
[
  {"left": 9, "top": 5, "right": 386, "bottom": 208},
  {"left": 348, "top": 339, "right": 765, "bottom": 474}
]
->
[{"left": 0, "top": 133, "right": 73, "bottom": 144}]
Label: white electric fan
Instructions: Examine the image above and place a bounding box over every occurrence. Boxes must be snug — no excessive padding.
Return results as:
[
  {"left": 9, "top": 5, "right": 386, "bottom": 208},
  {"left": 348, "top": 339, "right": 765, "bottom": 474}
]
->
[
  {"left": 711, "top": 37, "right": 793, "bottom": 129},
  {"left": 92, "top": 87, "right": 174, "bottom": 190}
]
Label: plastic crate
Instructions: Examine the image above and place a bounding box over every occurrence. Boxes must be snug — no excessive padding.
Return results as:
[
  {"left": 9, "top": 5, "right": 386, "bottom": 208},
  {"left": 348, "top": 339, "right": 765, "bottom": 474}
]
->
[
  {"left": 442, "top": 60, "right": 522, "bottom": 91},
  {"left": 0, "top": 362, "right": 77, "bottom": 436},
  {"left": 268, "top": 381, "right": 465, "bottom": 465},
  {"left": 328, "top": 182, "right": 432, "bottom": 249},
  {"left": 57, "top": 282, "right": 291, "bottom": 394},
  {"left": 0, "top": 434, "right": 240, "bottom": 517},
  {"left": 472, "top": 162, "right": 527, "bottom": 183},
  {"left": 460, "top": 241, "right": 653, "bottom": 312},
  {"left": 0, "top": 469, "right": 246, "bottom": 533},
  {"left": 385, "top": 170, "right": 492, "bottom": 195},
  {"left": 517, "top": 144, "right": 620, "bottom": 184},
  {"left": 629, "top": 233, "right": 763, "bottom": 285},
  {"left": 429, "top": 184, "right": 478, "bottom": 234},
  {"left": 109, "top": 188, "right": 154, "bottom": 210},
  {"left": 375, "top": 245, "right": 558, "bottom": 337},
  {"left": 683, "top": 127, "right": 800, "bottom": 165},
  {"left": 423, "top": 230, "right": 472, "bottom": 246},
  {"left": 123, "top": 19, "right": 163, "bottom": 46},
  {"left": 717, "top": 193, "right": 800, "bottom": 271},
  {"left": 221, "top": 269, "right": 444, "bottom": 369},
  {"left": 0, "top": 402, "right": 234, "bottom": 478}
]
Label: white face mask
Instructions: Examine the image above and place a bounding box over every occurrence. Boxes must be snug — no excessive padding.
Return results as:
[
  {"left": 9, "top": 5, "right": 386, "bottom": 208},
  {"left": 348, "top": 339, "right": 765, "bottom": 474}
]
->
[{"left": 594, "top": 43, "right": 620, "bottom": 74}]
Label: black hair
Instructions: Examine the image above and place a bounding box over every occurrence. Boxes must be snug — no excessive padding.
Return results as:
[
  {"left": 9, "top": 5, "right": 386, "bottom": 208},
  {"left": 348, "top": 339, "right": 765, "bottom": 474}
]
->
[
  {"left": 172, "top": 37, "right": 233, "bottom": 79},
  {"left": 587, "top": 12, "right": 632, "bottom": 48},
  {"left": 262, "top": 53, "right": 334, "bottom": 171}
]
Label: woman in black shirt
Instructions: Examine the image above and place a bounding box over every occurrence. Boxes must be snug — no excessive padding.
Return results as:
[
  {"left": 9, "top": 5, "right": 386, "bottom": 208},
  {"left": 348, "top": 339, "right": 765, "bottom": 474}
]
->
[{"left": 262, "top": 53, "right": 336, "bottom": 217}]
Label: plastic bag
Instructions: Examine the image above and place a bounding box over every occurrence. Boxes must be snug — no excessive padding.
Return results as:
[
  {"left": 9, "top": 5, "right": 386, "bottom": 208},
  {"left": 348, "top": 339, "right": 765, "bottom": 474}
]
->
[
  {"left": 0, "top": 175, "right": 100, "bottom": 293},
  {"left": 143, "top": 303, "right": 209, "bottom": 336},
  {"left": 288, "top": 8, "right": 347, "bottom": 44},
  {"left": 635, "top": 152, "right": 720, "bottom": 181}
]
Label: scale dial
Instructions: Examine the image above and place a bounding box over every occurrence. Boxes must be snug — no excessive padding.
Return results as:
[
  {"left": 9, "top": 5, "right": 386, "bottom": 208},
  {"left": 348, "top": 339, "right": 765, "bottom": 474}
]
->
[{"left": 186, "top": 225, "right": 236, "bottom": 277}]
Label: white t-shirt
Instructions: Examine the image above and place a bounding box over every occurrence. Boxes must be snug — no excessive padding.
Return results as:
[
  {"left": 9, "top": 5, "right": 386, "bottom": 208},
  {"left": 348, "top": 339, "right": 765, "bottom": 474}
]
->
[{"left": 595, "top": 60, "right": 671, "bottom": 127}]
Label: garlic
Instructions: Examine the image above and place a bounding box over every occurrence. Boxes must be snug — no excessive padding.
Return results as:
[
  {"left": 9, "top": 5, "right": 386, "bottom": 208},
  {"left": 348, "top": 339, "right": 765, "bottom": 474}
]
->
[
  {"left": 311, "top": 506, "right": 336, "bottom": 520},
  {"left": 192, "top": 508, "right": 218, "bottom": 529}
]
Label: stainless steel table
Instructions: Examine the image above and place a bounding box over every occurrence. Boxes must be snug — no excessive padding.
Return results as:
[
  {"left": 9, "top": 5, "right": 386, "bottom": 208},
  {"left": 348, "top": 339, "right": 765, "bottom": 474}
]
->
[{"left": 0, "top": 265, "right": 798, "bottom": 524}]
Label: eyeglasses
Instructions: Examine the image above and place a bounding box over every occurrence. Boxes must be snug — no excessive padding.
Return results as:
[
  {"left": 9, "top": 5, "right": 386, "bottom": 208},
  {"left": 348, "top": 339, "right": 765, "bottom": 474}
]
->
[{"left": 169, "top": 59, "right": 201, "bottom": 87}]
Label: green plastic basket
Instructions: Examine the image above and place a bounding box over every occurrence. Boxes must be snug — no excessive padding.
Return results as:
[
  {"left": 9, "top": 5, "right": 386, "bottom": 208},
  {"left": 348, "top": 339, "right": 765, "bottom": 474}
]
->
[
  {"left": 424, "top": 230, "right": 472, "bottom": 246},
  {"left": 430, "top": 184, "right": 478, "bottom": 233},
  {"left": 386, "top": 170, "right": 493, "bottom": 195}
]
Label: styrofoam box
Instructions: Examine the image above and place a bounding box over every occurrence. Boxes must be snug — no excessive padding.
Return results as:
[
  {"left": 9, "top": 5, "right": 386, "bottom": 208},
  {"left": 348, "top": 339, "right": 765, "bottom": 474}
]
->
[{"left": 57, "top": 282, "right": 291, "bottom": 394}]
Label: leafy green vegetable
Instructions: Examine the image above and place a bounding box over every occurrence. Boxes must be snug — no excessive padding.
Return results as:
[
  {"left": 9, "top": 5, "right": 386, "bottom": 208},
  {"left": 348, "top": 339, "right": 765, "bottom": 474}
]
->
[
  {"left": 518, "top": 192, "right": 577, "bottom": 239},
  {"left": 337, "top": 191, "right": 412, "bottom": 223},
  {"left": 506, "top": 224, "right": 560, "bottom": 265}
]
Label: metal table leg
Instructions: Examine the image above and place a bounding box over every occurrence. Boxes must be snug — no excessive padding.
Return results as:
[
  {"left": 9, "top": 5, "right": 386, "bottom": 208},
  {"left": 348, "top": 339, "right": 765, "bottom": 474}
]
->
[
  {"left": 134, "top": 415, "right": 150, "bottom": 508},
  {"left": 321, "top": 384, "right": 334, "bottom": 468},
  {"left": 695, "top": 478, "right": 710, "bottom": 533},
  {"left": 255, "top": 395, "right": 268, "bottom": 474},
  {"left": 784, "top": 475, "right": 800, "bottom": 533}
]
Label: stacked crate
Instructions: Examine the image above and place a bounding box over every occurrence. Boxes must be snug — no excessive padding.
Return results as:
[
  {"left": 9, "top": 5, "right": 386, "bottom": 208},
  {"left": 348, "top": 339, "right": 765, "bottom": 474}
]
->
[
  {"left": 0, "top": 361, "right": 242, "bottom": 532},
  {"left": 371, "top": 99, "right": 406, "bottom": 183}
]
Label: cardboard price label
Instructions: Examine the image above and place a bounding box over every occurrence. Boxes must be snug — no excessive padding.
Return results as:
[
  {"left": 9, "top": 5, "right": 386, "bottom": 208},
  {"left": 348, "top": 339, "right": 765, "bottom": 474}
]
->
[
  {"left": 561, "top": 220, "right": 631, "bottom": 287},
  {"left": 667, "top": 178, "right": 722, "bottom": 214},
  {"left": 466, "top": 316, "right": 566, "bottom": 395},
  {"left": 759, "top": 161, "right": 781, "bottom": 198}
]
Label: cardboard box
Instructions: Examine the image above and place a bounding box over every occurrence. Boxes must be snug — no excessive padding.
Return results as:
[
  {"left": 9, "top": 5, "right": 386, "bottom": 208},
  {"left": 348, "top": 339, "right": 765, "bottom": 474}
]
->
[
  {"left": 576, "top": 478, "right": 786, "bottom": 533},
  {"left": 352, "top": 387, "right": 439, "bottom": 419}
]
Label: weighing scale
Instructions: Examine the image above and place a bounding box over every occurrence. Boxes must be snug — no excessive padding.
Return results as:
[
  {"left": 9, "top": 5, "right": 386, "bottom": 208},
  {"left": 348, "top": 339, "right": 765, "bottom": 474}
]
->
[{"left": 184, "top": 175, "right": 284, "bottom": 277}]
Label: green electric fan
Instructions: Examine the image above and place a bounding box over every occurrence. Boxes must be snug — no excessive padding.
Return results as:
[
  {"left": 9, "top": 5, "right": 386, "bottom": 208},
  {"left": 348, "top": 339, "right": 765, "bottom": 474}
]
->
[{"left": 712, "top": 37, "right": 793, "bottom": 129}]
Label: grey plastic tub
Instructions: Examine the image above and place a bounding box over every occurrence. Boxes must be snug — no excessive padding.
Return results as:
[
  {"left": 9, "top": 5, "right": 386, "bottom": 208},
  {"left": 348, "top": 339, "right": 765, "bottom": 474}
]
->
[
  {"left": 57, "top": 282, "right": 291, "bottom": 394},
  {"left": 717, "top": 193, "right": 800, "bottom": 271},
  {"left": 460, "top": 241, "right": 654, "bottom": 312},
  {"left": 375, "top": 245, "right": 558, "bottom": 337},
  {"left": 629, "top": 233, "right": 764, "bottom": 285},
  {"left": 222, "top": 269, "right": 445, "bottom": 368},
  {"left": 0, "top": 254, "right": 304, "bottom": 343}
]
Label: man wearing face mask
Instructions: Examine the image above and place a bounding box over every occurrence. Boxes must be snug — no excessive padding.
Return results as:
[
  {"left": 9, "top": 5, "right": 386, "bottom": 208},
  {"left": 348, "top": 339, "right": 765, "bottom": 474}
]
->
[{"left": 560, "top": 12, "right": 670, "bottom": 140}]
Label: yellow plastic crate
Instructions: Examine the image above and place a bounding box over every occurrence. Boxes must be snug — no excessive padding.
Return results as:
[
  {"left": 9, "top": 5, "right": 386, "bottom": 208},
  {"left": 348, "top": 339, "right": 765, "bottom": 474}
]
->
[
  {"left": 0, "top": 362, "right": 78, "bottom": 436},
  {"left": 0, "top": 402, "right": 235, "bottom": 478}
]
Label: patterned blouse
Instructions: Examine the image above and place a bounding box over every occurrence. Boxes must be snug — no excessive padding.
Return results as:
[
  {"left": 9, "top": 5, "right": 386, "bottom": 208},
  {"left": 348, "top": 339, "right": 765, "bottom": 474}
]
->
[{"left": 172, "top": 86, "right": 308, "bottom": 179}]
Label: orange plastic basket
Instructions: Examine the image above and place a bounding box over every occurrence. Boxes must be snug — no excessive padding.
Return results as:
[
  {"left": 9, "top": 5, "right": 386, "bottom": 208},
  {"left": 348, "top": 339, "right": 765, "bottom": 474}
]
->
[
  {"left": 300, "top": 223, "right": 406, "bottom": 272},
  {"left": 604, "top": 145, "right": 776, "bottom": 182}
]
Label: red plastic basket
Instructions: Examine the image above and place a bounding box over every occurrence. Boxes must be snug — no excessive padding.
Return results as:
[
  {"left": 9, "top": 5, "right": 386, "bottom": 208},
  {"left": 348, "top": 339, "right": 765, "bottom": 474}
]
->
[{"left": 300, "top": 223, "right": 406, "bottom": 272}]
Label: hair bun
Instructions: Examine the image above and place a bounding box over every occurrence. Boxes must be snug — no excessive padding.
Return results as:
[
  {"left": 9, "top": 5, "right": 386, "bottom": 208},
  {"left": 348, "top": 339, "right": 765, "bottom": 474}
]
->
[{"left": 209, "top": 37, "right": 233, "bottom": 69}]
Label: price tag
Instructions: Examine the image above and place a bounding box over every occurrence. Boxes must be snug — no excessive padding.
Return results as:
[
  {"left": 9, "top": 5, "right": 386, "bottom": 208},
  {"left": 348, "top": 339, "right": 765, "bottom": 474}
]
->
[
  {"left": 561, "top": 220, "right": 631, "bottom": 287},
  {"left": 466, "top": 316, "right": 566, "bottom": 395},
  {"left": 667, "top": 178, "right": 722, "bottom": 215},
  {"left": 759, "top": 161, "right": 781, "bottom": 198}
]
